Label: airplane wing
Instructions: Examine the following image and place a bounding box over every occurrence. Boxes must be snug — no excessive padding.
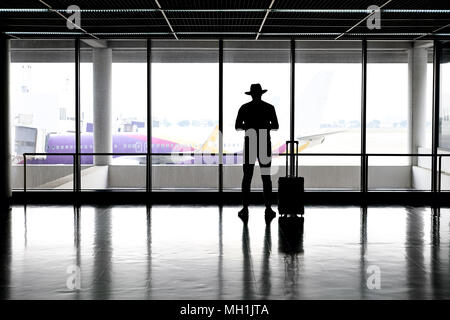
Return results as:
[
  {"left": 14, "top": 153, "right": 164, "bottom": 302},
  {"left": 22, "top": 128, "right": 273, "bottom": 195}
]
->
[
  {"left": 272, "top": 130, "right": 345, "bottom": 154},
  {"left": 296, "top": 130, "right": 344, "bottom": 148},
  {"left": 297, "top": 130, "right": 345, "bottom": 142}
]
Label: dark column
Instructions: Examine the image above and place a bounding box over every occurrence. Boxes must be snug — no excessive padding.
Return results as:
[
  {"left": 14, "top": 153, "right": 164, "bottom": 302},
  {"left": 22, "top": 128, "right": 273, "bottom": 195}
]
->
[
  {"left": 431, "top": 41, "right": 441, "bottom": 193},
  {"left": 147, "top": 39, "right": 152, "bottom": 193},
  {"left": 290, "top": 39, "right": 295, "bottom": 176},
  {"left": 219, "top": 39, "right": 223, "bottom": 193},
  {"left": 361, "top": 40, "right": 367, "bottom": 193},
  {"left": 0, "top": 207, "right": 11, "bottom": 299},
  {"left": 75, "top": 38, "right": 80, "bottom": 192},
  {"left": 0, "top": 37, "right": 11, "bottom": 203}
]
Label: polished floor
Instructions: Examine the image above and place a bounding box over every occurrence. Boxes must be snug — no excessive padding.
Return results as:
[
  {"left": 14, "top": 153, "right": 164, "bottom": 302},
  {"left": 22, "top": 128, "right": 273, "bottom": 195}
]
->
[{"left": 0, "top": 205, "right": 449, "bottom": 300}]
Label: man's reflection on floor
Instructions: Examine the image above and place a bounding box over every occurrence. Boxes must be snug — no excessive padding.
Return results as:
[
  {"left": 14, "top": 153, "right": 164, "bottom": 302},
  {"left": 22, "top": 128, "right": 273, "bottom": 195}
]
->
[
  {"left": 259, "top": 222, "right": 272, "bottom": 299},
  {"left": 242, "top": 223, "right": 255, "bottom": 300},
  {"left": 278, "top": 212, "right": 304, "bottom": 299}
]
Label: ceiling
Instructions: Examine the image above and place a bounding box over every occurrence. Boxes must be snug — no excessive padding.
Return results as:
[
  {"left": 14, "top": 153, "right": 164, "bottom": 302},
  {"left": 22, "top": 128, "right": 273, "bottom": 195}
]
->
[{"left": 1, "top": 0, "right": 450, "bottom": 40}]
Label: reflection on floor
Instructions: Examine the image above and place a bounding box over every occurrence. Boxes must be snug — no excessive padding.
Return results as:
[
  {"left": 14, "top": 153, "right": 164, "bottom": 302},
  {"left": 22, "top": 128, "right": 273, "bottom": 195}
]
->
[{"left": 0, "top": 205, "right": 449, "bottom": 300}]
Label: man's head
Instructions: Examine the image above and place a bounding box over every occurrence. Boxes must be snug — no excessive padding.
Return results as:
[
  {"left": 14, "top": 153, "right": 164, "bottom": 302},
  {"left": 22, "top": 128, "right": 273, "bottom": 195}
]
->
[{"left": 245, "top": 83, "right": 267, "bottom": 100}]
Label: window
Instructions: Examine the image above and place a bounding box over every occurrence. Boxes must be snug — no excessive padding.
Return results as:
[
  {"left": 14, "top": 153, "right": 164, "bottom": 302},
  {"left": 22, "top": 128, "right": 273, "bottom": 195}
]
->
[
  {"left": 439, "top": 45, "right": 450, "bottom": 149},
  {"left": 438, "top": 44, "right": 450, "bottom": 191},
  {"left": 367, "top": 41, "right": 410, "bottom": 190},
  {"left": 295, "top": 41, "right": 361, "bottom": 190},
  {"left": 9, "top": 39, "right": 441, "bottom": 193},
  {"left": 151, "top": 40, "right": 219, "bottom": 190},
  {"left": 223, "top": 40, "right": 290, "bottom": 191},
  {"left": 80, "top": 40, "right": 147, "bottom": 190},
  {"left": 10, "top": 39, "right": 75, "bottom": 190}
]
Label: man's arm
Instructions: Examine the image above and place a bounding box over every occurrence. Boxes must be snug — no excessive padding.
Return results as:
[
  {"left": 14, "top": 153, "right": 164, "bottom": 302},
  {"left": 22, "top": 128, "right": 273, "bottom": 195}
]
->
[
  {"left": 235, "top": 107, "right": 246, "bottom": 130},
  {"left": 269, "top": 105, "right": 279, "bottom": 130}
]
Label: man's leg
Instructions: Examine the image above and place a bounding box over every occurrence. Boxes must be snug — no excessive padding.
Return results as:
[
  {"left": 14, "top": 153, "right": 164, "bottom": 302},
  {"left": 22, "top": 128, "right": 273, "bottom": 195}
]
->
[
  {"left": 259, "top": 136, "right": 273, "bottom": 210},
  {"left": 261, "top": 173, "right": 272, "bottom": 209},
  {"left": 259, "top": 136, "right": 276, "bottom": 220},
  {"left": 261, "top": 170, "right": 276, "bottom": 220},
  {"left": 242, "top": 134, "right": 257, "bottom": 210},
  {"left": 242, "top": 163, "right": 255, "bottom": 209}
]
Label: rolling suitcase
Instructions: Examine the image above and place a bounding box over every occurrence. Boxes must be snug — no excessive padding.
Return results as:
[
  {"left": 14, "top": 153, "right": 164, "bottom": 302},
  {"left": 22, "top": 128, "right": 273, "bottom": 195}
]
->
[{"left": 278, "top": 140, "right": 304, "bottom": 216}]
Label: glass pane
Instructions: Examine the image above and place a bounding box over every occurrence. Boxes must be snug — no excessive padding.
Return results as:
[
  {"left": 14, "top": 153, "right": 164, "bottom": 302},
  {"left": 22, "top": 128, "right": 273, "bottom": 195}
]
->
[
  {"left": 367, "top": 41, "right": 409, "bottom": 191},
  {"left": 24, "top": 155, "right": 74, "bottom": 191},
  {"left": 223, "top": 40, "right": 290, "bottom": 191},
  {"left": 368, "top": 155, "right": 431, "bottom": 191},
  {"left": 81, "top": 155, "right": 146, "bottom": 190},
  {"left": 295, "top": 40, "right": 361, "bottom": 190},
  {"left": 368, "top": 41, "right": 434, "bottom": 191},
  {"left": 439, "top": 44, "right": 450, "bottom": 148},
  {"left": 80, "top": 40, "right": 147, "bottom": 191},
  {"left": 367, "top": 42, "right": 409, "bottom": 159},
  {"left": 151, "top": 40, "right": 219, "bottom": 191},
  {"left": 10, "top": 39, "right": 75, "bottom": 191},
  {"left": 439, "top": 42, "right": 450, "bottom": 192}
]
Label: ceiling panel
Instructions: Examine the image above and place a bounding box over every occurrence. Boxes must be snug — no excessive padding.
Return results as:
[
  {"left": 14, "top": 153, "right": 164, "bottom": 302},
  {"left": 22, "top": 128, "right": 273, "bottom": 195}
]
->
[{"left": 0, "top": 0, "right": 449, "bottom": 39}]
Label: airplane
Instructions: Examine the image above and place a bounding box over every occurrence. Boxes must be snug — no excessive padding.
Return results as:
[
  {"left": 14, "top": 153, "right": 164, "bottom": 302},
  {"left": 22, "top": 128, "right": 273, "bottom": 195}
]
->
[{"left": 21, "top": 125, "right": 342, "bottom": 165}]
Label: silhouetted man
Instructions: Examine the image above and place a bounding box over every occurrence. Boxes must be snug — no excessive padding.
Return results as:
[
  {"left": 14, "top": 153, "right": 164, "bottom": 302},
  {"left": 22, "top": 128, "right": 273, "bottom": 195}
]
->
[{"left": 235, "top": 83, "right": 279, "bottom": 221}]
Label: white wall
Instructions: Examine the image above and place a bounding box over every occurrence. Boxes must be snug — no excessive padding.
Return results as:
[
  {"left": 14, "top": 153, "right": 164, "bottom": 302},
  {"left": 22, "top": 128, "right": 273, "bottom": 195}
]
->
[
  {"left": 12, "top": 165, "right": 73, "bottom": 190},
  {"left": 11, "top": 164, "right": 108, "bottom": 190},
  {"left": 11, "top": 164, "right": 431, "bottom": 191},
  {"left": 413, "top": 147, "right": 450, "bottom": 191}
]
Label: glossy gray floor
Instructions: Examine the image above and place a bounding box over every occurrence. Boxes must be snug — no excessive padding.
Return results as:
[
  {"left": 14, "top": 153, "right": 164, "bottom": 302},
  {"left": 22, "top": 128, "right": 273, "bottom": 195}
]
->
[{"left": 0, "top": 205, "right": 449, "bottom": 300}]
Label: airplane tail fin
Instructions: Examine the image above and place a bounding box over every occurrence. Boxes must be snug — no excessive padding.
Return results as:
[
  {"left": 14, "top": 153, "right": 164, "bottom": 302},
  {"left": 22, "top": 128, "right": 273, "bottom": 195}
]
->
[
  {"left": 199, "top": 125, "right": 219, "bottom": 153},
  {"left": 273, "top": 142, "right": 287, "bottom": 155}
]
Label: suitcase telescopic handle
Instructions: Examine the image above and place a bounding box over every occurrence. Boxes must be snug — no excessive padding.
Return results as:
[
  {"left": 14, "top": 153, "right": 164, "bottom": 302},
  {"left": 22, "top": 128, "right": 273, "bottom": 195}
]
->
[{"left": 285, "top": 140, "right": 299, "bottom": 177}]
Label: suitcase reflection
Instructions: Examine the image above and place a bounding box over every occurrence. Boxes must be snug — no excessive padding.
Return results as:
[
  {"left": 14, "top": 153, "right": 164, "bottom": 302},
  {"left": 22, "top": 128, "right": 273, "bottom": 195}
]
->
[{"left": 278, "top": 211, "right": 304, "bottom": 254}]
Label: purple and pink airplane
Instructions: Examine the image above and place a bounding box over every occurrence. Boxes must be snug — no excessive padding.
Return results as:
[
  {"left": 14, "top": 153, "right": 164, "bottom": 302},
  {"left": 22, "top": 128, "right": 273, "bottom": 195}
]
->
[{"left": 22, "top": 125, "right": 334, "bottom": 165}]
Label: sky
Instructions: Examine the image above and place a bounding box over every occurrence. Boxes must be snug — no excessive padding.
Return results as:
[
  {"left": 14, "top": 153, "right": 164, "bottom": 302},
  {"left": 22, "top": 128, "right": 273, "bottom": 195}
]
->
[{"left": 9, "top": 60, "right": 438, "bottom": 151}]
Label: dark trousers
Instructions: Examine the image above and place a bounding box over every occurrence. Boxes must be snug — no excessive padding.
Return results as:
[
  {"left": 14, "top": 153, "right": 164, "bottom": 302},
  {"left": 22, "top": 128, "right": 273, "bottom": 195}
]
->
[
  {"left": 242, "top": 134, "right": 272, "bottom": 208},
  {"left": 242, "top": 164, "right": 272, "bottom": 208}
]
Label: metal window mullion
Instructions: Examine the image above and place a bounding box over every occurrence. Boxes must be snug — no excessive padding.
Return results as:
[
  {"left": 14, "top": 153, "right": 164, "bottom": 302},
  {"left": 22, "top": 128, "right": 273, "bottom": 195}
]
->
[
  {"left": 75, "top": 38, "right": 80, "bottom": 192},
  {"left": 219, "top": 39, "right": 223, "bottom": 194},
  {"left": 290, "top": 39, "right": 295, "bottom": 176},
  {"left": 361, "top": 40, "right": 367, "bottom": 193},
  {"left": 431, "top": 40, "right": 441, "bottom": 193},
  {"left": 147, "top": 39, "right": 152, "bottom": 193},
  {"left": 23, "top": 155, "right": 27, "bottom": 193}
]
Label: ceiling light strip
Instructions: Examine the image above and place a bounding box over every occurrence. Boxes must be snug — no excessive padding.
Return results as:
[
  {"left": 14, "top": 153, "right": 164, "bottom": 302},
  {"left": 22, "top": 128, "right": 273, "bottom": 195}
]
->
[
  {"left": 6, "top": 31, "right": 439, "bottom": 37},
  {"left": 37, "top": 0, "right": 99, "bottom": 39},
  {"left": 154, "top": 0, "right": 178, "bottom": 40},
  {"left": 256, "top": 0, "right": 276, "bottom": 40},
  {"left": 414, "top": 22, "right": 450, "bottom": 40},
  {"left": 2, "top": 8, "right": 450, "bottom": 14},
  {"left": 335, "top": 0, "right": 392, "bottom": 40}
]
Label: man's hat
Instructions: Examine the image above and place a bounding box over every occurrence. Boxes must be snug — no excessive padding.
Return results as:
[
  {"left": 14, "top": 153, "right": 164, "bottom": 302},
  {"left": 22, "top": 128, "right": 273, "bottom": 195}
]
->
[{"left": 245, "top": 83, "right": 267, "bottom": 95}]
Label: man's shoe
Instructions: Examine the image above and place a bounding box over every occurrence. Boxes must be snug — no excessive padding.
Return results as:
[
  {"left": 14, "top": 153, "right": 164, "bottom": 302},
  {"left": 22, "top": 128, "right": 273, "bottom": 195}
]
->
[{"left": 238, "top": 207, "right": 249, "bottom": 223}]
